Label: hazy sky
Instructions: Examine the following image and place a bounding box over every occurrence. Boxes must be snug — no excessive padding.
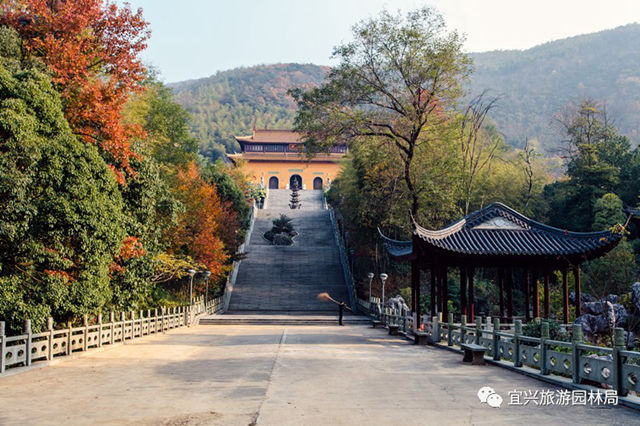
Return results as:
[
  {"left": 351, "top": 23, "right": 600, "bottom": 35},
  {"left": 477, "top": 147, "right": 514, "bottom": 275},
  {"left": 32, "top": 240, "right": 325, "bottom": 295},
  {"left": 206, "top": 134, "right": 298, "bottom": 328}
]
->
[{"left": 117, "top": 0, "right": 640, "bottom": 82}]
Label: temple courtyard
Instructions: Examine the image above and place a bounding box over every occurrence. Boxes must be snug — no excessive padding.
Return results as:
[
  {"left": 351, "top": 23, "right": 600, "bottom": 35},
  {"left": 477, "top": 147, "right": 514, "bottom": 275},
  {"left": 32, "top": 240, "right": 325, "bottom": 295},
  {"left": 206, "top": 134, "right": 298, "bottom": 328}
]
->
[{"left": 0, "top": 323, "right": 637, "bottom": 425}]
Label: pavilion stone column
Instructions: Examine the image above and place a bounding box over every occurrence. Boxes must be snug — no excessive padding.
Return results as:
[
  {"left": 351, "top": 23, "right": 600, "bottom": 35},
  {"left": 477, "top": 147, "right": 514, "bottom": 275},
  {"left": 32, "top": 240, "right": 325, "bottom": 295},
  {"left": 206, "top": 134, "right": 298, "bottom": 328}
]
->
[
  {"left": 460, "top": 267, "right": 467, "bottom": 316},
  {"left": 467, "top": 267, "right": 475, "bottom": 322},
  {"left": 411, "top": 260, "right": 421, "bottom": 327},
  {"left": 523, "top": 268, "right": 531, "bottom": 322},
  {"left": 506, "top": 267, "right": 514, "bottom": 321},
  {"left": 430, "top": 266, "right": 436, "bottom": 317},
  {"left": 562, "top": 268, "right": 569, "bottom": 324},
  {"left": 498, "top": 268, "right": 505, "bottom": 320},
  {"left": 441, "top": 265, "right": 449, "bottom": 320},
  {"left": 543, "top": 271, "right": 551, "bottom": 319},
  {"left": 573, "top": 265, "right": 582, "bottom": 318},
  {"left": 532, "top": 270, "right": 540, "bottom": 319}
]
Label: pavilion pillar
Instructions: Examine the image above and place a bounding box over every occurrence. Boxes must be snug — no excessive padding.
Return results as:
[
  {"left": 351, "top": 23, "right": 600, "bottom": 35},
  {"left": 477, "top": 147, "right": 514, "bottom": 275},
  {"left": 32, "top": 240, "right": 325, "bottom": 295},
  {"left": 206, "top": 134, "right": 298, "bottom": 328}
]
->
[
  {"left": 574, "top": 265, "right": 582, "bottom": 318},
  {"left": 498, "top": 268, "right": 505, "bottom": 321},
  {"left": 532, "top": 270, "right": 540, "bottom": 319},
  {"left": 523, "top": 269, "right": 530, "bottom": 322},
  {"left": 460, "top": 267, "right": 467, "bottom": 316},
  {"left": 411, "top": 261, "right": 421, "bottom": 327},
  {"left": 543, "top": 271, "right": 550, "bottom": 319},
  {"left": 430, "top": 266, "right": 436, "bottom": 317},
  {"left": 468, "top": 268, "right": 475, "bottom": 322},
  {"left": 562, "top": 268, "right": 569, "bottom": 324},
  {"left": 506, "top": 267, "right": 514, "bottom": 321},
  {"left": 442, "top": 266, "right": 449, "bottom": 320}
]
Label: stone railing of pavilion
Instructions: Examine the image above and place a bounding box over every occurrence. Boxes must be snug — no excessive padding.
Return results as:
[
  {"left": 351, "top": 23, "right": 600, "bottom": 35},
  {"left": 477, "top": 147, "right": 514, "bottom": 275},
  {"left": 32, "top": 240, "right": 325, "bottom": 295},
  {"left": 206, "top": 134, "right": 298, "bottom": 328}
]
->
[{"left": 357, "top": 297, "right": 640, "bottom": 410}]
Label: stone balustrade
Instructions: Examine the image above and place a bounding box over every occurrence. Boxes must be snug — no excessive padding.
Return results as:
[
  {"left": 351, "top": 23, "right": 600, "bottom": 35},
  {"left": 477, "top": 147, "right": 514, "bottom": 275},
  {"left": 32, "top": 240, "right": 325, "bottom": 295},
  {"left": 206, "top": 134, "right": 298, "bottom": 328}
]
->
[{"left": 357, "top": 297, "right": 640, "bottom": 404}]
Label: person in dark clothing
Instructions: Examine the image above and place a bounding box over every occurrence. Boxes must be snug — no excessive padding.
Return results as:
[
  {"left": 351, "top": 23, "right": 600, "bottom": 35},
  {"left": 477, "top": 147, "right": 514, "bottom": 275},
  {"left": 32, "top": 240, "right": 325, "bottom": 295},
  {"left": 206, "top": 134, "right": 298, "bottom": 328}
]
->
[{"left": 338, "top": 301, "right": 345, "bottom": 326}]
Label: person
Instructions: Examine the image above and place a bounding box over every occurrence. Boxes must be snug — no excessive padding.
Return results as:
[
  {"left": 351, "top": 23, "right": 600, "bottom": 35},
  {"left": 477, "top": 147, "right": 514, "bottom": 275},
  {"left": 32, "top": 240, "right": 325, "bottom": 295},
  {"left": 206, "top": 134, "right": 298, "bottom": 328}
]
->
[{"left": 338, "top": 300, "right": 345, "bottom": 326}]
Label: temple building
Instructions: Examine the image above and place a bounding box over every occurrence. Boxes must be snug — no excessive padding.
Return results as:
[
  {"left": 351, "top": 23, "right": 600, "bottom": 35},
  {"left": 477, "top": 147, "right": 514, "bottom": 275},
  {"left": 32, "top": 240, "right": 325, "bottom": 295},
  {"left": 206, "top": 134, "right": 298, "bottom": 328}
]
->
[{"left": 226, "top": 128, "right": 346, "bottom": 190}]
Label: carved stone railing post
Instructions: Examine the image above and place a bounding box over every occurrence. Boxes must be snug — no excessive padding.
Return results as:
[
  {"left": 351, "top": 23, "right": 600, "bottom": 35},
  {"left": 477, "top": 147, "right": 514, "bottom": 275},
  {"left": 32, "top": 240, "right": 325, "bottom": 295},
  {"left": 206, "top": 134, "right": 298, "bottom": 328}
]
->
[
  {"left": 66, "top": 321, "right": 72, "bottom": 356},
  {"left": 109, "top": 312, "right": 115, "bottom": 345},
  {"left": 571, "top": 324, "right": 583, "bottom": 384},
  {"left": 514, "top": 320, "right": 522, "bottom": 367},
  {"left": 0, "top": 321, "right": 5, "bottom": 373},
  {"left": 612, "top": 327, "right": 627, "bottom": 396},
  {"left": 82, "top": 315, "right": 88, "bottom": 352},
  {"left": 432, "top": 316, "right": 440, "bottom": 343},
  {"left": 97, "top": 314, "right": 102, "bottom": 348},
  {"left": 447, "top": 313, "right": 454, "bottom": 346},
  {"left": 540, "top": 321, "right": 549, "bottom": 374},
  {"left": 460, "top": 315, "right": 467, "bottom": 344},
  {"left": 475, "top": 317, "right": 482, "bottom": 345},
  {"left": 47, "top": 317, "right": 54, "bottom": 360},
  {"left": 24, "top": 319, "right": 32, "bottom": 366},
  {"left": 120, "top": 312, "right": 126, "bottom": 342},
  {"left": 493, "top": 318, "right": 501, "bottom": 361}
]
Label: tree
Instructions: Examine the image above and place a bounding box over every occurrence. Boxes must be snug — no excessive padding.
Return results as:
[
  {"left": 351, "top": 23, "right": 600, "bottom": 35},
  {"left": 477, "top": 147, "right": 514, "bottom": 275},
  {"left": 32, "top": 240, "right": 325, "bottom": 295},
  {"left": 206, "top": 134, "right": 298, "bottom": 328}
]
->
[
  {"left": 291, "top": 7, "right": 471, "bottom": 216},
  {"left": 0, "top": 38, "right": 125, "bottom": 331},
  {"left": 166, "top": 163, "right": 229, "bottom": 279},
  {"left": 1, "top": 0, "right": 150, "bottom": 183}
]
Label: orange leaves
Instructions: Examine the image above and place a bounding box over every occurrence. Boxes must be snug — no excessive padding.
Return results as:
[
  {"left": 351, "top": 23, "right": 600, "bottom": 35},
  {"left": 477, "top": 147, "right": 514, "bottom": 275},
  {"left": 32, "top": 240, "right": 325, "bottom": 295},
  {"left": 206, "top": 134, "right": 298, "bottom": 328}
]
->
[
  {"left": 119, "top": 236, "right": 146, "bottom": 260},
  {"left": 1, "top": 0, "right": 150, "bottom": 182},
  {"left": 170, "top": 163, "right": 230, "bottom": 279}
]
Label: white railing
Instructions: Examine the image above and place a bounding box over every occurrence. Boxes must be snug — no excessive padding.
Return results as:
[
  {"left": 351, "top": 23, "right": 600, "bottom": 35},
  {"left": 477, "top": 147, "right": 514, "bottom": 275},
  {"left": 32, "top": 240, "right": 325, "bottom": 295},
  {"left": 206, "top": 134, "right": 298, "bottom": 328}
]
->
[{"left": 0, "top": 296, "right": 212, "bottom": 374}]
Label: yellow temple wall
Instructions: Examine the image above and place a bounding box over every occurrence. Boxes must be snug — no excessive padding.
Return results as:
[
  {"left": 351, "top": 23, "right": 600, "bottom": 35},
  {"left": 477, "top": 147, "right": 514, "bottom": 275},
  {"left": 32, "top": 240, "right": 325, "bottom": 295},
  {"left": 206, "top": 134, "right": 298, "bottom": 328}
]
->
[{"left": 241, "top": 160, "right": 343, "bottom": 190}]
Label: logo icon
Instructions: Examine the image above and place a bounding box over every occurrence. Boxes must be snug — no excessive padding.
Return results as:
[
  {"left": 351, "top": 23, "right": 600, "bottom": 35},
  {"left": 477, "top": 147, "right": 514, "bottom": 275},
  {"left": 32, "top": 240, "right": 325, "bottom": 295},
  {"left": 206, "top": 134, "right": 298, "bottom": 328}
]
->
[{"left": 478, "top": 386, "right": 503, "bottom": 408}]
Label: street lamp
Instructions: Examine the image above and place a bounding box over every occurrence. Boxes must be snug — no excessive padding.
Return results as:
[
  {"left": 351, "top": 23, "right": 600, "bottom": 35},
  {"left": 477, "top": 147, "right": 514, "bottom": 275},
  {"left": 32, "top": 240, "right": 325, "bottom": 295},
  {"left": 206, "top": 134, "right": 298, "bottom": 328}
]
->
[
  {"left": 380, "top": 273, "right": 388, "bottom": 308},
  {"left": 187, "top": 269, "right": 196, "bottom": 305},
  {"left": 204, "top": 270, "right": 211, "bottom": 307},
  {"left": 367, "top": 272, "right": 374, "bottom": 303}
]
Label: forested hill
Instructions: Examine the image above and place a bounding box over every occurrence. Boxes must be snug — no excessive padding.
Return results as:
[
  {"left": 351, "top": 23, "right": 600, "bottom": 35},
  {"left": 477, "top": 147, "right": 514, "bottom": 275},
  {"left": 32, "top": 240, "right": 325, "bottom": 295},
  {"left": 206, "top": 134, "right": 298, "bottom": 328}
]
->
[
  {"left": 471, "top": 23, "right": 640, "bottom": 152},
  {"left": 171, "top": 24, "right": 640, "bottom": 158},
  {"left": 169, "top": 63, "right": 327, "bottom": 158}
]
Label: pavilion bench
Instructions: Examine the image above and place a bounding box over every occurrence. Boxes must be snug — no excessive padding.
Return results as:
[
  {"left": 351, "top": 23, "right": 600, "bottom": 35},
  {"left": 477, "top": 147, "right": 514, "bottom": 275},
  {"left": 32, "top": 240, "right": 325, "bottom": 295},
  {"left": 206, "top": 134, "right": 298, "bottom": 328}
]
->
[
  {"left": 372, "top": 319, "right": 382, "bottom": 328},
  {"left": 461, "top": 343, "right": 487, "bottom": 365},
  {"left": 388, "top": 324, "right": 400, "bottom": 335},
  {"left": 414, "top": 331, "right": 430, "bottom": 345}
]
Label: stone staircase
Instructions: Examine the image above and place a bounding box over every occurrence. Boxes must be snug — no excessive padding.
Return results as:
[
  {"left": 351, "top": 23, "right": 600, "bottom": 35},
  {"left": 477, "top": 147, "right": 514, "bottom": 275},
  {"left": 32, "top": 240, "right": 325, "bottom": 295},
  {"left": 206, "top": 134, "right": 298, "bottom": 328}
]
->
[{"left": 200, "top": 189, "right": 364, "bottom": 325}]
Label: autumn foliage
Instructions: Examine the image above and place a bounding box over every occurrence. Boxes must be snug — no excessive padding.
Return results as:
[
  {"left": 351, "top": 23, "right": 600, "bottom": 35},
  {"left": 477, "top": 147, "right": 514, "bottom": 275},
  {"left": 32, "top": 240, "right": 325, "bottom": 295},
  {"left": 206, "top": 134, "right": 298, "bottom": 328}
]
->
[
  {"left": 169, "top": 163, "right": 230, "bottom": 278},
  {"left": 0, "top": 0, "right": 150, "bottom": 183}
]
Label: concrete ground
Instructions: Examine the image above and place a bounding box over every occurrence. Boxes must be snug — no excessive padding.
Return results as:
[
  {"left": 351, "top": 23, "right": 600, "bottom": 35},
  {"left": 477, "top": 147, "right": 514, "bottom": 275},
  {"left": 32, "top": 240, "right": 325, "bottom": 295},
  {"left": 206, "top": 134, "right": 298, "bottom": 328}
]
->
[{"left": 0, "top": 324, "right": 638, "bottom": 426}]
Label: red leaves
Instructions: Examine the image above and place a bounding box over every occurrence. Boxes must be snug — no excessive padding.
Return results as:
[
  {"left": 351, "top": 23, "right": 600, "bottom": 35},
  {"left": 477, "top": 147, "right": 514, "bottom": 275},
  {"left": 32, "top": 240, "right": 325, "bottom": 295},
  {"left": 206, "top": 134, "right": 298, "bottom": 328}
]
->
[
  {"left": 1, "top": 0, "right": 150, "bottom": 182},
  {"left": 169, "top": 163, "right": 230, "bottom": 279}
]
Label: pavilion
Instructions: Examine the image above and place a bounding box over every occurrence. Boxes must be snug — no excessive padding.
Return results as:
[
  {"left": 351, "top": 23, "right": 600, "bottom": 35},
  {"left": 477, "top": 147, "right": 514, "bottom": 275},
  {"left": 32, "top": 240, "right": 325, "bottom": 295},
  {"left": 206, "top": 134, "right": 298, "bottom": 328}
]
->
[{"left": 379, "top": 202, "right": 625, "bottom": 326}]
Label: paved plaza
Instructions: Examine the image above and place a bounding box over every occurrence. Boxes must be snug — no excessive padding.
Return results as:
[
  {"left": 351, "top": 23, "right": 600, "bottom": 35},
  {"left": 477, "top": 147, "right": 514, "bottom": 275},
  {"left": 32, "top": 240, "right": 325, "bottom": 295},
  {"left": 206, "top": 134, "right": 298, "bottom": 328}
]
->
[{"left": 0, "top": 323, "right": 637, "bottom": 425}]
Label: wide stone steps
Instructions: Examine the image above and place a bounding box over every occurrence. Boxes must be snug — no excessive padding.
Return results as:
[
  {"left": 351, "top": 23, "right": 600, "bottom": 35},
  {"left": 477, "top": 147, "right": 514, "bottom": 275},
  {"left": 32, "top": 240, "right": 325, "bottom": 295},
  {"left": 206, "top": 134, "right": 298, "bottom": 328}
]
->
[
  {"left": 223, "top": 189, "right": 352, "bottom": 314},
  {"left": 199, "top": 313, "right": 369, "bottom": 326}
]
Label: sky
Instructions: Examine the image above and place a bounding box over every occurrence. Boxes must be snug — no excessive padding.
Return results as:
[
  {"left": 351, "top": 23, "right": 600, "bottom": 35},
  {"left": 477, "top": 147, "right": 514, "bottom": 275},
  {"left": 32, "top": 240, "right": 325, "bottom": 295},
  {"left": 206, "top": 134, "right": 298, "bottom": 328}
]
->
[{"left": 116, "top": 0, "right": 640, "bottom": 83}]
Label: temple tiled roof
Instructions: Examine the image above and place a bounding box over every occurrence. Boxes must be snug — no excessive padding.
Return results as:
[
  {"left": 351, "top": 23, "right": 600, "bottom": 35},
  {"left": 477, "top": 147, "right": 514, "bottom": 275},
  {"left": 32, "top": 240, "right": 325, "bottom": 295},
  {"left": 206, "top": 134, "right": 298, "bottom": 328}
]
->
[
  {"left": 380, "top": 202, "right": 624, "bottom": 261},
  {"left": 235, "top": 129, "right": 301, "bottom": 144}
]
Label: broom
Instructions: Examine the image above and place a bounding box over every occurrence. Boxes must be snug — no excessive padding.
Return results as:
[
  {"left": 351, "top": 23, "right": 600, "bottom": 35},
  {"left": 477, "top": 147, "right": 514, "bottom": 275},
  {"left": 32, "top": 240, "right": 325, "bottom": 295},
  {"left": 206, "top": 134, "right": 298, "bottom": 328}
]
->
[{"left": 317, "top": 292, "right": 353, "bottom": 311}]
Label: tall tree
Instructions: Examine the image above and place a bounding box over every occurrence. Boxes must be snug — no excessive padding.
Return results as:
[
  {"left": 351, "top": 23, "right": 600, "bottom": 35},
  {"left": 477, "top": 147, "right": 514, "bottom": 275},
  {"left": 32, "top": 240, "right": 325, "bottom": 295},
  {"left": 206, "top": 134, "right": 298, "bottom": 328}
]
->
[
  {"left": 1, "top": 0, "right": 150, "bottom": 183},
  {"left": 291, "top": 7, "right": 471, "bottom": 216}
]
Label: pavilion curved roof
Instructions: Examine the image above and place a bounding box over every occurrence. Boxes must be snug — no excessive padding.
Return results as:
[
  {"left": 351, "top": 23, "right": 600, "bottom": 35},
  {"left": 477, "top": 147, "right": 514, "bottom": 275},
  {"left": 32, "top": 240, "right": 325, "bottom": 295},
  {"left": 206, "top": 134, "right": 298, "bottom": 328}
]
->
[{"left": 380, "top": 202, "right": 624, "bottom": 264}]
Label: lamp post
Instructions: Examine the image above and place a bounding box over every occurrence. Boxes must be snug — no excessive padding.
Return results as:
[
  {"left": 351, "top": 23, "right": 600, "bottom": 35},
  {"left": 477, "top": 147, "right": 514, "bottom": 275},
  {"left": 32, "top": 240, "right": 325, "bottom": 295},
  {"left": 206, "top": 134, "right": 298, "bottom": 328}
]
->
[
  {"left": 380, "top": 273, "right": 388, "bottom": 308},
  {"left": 367, "top": 272, "right": 374, "bottom": 303},
  {"left": 187, "top": 269, "right": 196, "bottom": 305},
  {"left": 204, "top": 270, "right": 211, "bottom": 307}
]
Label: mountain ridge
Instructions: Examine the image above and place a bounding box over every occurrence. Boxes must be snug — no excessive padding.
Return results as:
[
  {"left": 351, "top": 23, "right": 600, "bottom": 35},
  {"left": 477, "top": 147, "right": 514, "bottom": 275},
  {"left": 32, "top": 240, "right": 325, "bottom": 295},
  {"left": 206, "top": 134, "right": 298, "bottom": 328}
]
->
[{"left": 171, "top": 24, "right": 640, "bottom": 157}]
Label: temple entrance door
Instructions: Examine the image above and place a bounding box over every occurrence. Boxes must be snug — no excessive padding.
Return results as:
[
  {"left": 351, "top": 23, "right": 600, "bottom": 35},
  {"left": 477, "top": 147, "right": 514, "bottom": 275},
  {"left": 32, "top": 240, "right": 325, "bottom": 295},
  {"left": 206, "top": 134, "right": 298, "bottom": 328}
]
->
[
  {"left": 313, "top": 177, "right": 323, "bottom": 190},
  {"left": 289, "top": 174, "right": 302, "bottom": 189},
  {"left": 268, "top": 176, "right": 279, "bottom": 189}
]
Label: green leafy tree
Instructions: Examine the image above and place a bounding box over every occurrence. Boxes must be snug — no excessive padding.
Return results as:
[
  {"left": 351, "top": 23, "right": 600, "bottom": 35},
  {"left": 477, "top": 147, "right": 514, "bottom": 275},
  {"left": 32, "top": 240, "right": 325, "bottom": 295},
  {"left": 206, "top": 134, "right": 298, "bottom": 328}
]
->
[
  {"left": 584, "top": 193, "right": 636, "bottom": 298},
  {"left": 0, "top": 31, "right": 125, "bottom": 331},
  {"left": 291, "top": 7, "right": 471, "bottom": 216}
]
